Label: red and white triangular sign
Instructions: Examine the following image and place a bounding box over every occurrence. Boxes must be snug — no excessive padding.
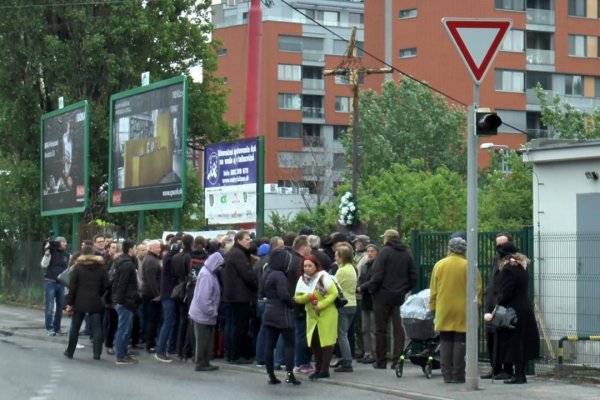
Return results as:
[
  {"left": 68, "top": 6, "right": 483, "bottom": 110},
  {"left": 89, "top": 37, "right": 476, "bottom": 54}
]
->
[{"left": 442, "top": 18, "right": 512, "bottom": 84}]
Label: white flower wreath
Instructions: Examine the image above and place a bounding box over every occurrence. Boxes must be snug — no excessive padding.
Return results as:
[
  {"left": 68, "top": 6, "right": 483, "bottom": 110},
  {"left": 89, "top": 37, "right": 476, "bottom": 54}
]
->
[{"left": 338, "top": 191, "right": 359, "bottom": 226}]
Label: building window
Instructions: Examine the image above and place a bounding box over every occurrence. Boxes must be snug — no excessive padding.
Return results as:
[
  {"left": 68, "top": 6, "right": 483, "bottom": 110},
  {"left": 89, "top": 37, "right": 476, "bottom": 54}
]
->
[
  {"left": 495, "top": 69, "right": 524, "bottom": 92},
  {"left": 399, "top": 48, "right": 417, "bottom": 58},
  {"left": 348, "top": 12, "right": 364, "bottom": 25},
  {"left": 277, "top": 152, "right": 300, "bottom": 168},
  {"left": 278, "top": 64, "right": 301, "bottom": 81},
  {"left": 399, "top": 8, "right": 417, "bottom": 19},
  {"left": 299, "top": 9, "right": 340, "bottom": 26},
  {"left": 333, "top": 40, "right": 364, "bottom": 56},
  {"left": 278, "top": 122, "right": 302, "bottom": 139},
  {"left": 568, "top": 0, "right": 587, "bottom": 17},
  {"left": 568, "top": 35, "right": 587, "bottom": 56},
  {"left": 494, "top": 0, "right": 525, "bottom": 11},
  {"left": 526, "top": 71, "right": 552, "bottom": 90},
  {"left": 501, "top": 29, "right": 524, "bottom": 52},
  {"left": 333, "top": 153, "right": 346, "bottom": 170},
  {"left": 333, "top": 125, "right": 347, "bottom": 141},
  {"left": 565, "top": 75, "right": 584, "bottom": 96},
  {"left": 216, "top": 48, "right": 228, "bottom": 57},
  {"left": 278, "top": 94, "right": 302, "bottom": 110},
  {"left": 223, "top": 77, "right": 228, "bottom": 85},
  {"left": 335, "top": 96, "right": 351, "bottom": 113},
  {"left": 278, "top": 35, "right": 303, "bottom": 52}
]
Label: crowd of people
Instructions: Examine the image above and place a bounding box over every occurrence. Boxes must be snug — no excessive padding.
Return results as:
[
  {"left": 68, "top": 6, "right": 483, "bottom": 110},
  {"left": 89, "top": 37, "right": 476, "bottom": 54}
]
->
[{"left": 39, "top": 228, "right": 538, "bottom": 385}]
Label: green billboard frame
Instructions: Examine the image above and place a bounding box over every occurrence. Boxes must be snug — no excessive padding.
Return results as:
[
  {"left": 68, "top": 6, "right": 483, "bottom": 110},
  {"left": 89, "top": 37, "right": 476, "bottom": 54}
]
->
[
  {"left": 107, "top": 76, "right": 188, "bottom": 213},
  {"left": 40, "top": 100, "right": 90, "bottom": 217}
]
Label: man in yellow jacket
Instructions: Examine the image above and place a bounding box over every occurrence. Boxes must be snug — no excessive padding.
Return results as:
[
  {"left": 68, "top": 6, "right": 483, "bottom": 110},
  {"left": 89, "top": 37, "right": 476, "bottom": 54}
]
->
[{"left": 429, "top": 236, "right": 482, "bottom": 384}]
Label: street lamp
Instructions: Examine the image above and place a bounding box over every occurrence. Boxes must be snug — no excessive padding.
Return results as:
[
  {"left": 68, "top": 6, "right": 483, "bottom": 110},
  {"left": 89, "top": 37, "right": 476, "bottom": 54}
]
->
[{"left": 480, "top": 142, "right": 510, "bottom": 173}]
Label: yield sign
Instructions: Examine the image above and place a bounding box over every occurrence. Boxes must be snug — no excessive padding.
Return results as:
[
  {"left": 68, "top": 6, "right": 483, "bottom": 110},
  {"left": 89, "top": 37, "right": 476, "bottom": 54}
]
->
[{"left": 442, "top": 18, "right": 512, "bottom": 84}]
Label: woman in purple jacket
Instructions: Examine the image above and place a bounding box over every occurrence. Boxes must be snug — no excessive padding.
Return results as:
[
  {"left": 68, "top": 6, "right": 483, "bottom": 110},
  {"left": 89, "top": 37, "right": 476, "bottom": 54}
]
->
[{"left": 189, "top": 251, "right": 224, "bottom": 371}]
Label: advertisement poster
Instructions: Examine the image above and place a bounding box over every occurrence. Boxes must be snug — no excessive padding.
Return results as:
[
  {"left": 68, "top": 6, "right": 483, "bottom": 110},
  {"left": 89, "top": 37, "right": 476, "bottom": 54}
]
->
[
  {"left": 40, "top": 101, "right": 88, "bottom": 215},
  {"left": 108, "top": 76, "right": 187, "bottom": 212},
  {"left": 204, "top": 138, "right": 258, "bottom": 225}
]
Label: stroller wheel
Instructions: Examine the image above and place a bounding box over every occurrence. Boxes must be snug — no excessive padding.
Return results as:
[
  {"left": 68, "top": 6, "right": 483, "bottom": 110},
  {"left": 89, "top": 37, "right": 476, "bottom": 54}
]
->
[
  {"left": 395, "top": 360, "right": 404, "bottom": 378},
  {"left": 424, "top": 361, "right": 433, "bottom": 379}
]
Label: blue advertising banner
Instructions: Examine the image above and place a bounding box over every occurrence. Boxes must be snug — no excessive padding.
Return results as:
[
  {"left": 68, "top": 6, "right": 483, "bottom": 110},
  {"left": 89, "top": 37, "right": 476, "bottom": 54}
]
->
[{"left": 204, "top": 138, "right": 258, "bottom": 225}]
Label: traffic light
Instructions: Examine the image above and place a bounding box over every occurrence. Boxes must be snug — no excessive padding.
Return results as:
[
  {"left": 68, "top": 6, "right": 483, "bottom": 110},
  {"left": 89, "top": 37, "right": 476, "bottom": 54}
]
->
[{"left": 476, "top": 111, "right": 502, "bottom": 136}]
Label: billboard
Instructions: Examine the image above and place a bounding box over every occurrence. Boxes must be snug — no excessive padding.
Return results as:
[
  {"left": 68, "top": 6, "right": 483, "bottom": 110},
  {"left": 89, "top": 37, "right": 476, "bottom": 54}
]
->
[
  {"left": 108, "top": 76, "right": 188, "bottom": 212},
  {"left": 204, "top": 138, "right": 258, "bottom": 225},
  {"left": 40, "top": 101, "right": 89, "bottom": 216}
]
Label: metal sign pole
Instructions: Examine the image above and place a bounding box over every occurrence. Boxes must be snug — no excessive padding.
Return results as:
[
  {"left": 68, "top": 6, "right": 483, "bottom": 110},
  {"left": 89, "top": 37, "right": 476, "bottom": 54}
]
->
[{"left": 465, "top": 83, "right": 480, "bottom": 390}]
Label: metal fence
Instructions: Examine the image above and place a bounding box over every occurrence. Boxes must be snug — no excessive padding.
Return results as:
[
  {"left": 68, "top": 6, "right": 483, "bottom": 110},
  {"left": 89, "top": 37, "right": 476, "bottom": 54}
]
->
[{"left": 410, "top": 228, "right": 600, "bottom": 374}]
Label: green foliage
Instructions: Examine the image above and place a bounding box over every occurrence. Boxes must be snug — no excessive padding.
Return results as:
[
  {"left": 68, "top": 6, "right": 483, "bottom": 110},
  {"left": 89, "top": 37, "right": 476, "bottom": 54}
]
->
[
  {"left": 358, "top": 163, "right": 467, "bottom": 237},
  {"left": 478, "top": 152, "right": 533, "bottom": 230},
  {"left": 264, "top": 205, "right": 339, "bottom": 238},
  {"left": 0, "top": 1, "right": 233, "bottom": 285},
  {"left": 535, "top": 83, "right": 600, "bottom": 139},
  {"left": 346, "top": 78, "right": 467, "bottom": 179}
]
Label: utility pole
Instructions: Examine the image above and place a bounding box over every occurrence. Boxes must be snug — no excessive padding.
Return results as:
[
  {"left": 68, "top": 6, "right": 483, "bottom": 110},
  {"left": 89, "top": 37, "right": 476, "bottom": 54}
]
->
[{"left": 324, "top": 27, "right": 391, "bottom": 198}]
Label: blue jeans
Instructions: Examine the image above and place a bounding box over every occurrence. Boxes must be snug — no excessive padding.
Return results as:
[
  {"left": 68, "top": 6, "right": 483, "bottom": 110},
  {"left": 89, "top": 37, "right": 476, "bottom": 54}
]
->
[
  {"left": 338, "top": 306, "right": 356, "bottom": 363},
  {"left": 256, "top": 300, "right": 284, "bottom": 365},
  {"left": 115, "top": 305, "right": 134, "bottom": 359},
  {"left": 44, "top": 280, "right": 64, "bottom": 332},
  {"left": 295, "top": 318, "right": 311, "bottom": 367},
  {"left": 157, "top": 299, "right": 177, "bottom": 354}
]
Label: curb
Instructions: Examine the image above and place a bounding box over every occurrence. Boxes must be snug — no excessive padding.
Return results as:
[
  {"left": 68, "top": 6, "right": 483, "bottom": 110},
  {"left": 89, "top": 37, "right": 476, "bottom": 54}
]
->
[{"left": 216, "top": 361, "right": 453, "bottom": 400}]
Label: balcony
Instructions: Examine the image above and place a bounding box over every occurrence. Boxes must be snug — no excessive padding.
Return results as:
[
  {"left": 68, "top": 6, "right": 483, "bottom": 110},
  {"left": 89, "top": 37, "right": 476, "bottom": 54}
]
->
[
  {"left": 302, "top": 107, "right": 324, "bottom": 119},
  {"left": 526, "top": 8, "right": 555, "bottom": 25},
  {"left": 303, "top": 135, "right": 324, "bottom": 148},
  {"left": 526, "top": 49, "right": 554, "bottom": 65},
  {"left": 303, "top": 78, "right": 325, "bottom": 90},
  {"left": 527, "top": 89, "right": 600, "bottom": 111},
  {"left": 303, "top": 51, "right": 325, "bottom": 63}
]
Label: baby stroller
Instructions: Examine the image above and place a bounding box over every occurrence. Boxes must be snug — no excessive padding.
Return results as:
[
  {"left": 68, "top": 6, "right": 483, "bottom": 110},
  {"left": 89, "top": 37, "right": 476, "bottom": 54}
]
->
[{"left": 396, "top": 289, "right": 440, "bottom": 379}]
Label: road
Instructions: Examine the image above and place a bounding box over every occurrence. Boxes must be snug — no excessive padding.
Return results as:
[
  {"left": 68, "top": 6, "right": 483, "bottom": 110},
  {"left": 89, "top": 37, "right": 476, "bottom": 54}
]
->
[{"left": 0, "top": 332, "right": 401, "bottom": 400}]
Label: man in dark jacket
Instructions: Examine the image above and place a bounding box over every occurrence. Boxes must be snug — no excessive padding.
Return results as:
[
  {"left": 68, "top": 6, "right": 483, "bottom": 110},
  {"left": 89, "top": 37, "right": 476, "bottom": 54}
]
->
[
  {"left": 369, "top": 229, "right": 417, "bottom": 369},
  {"left": 141, "top": 240, "right": 162, "bottom": 353},
  {"left": 112, "top": 240, "right": 140, "bottom": 365},
  {"left": 40, "top": 236, "right": 70, "bottom": 336},
  {"left": 171, "top": 234, "right": 194, "bottom": 359},
  {"left": 222, "top": 230, "right": 258, "bottom": 364},
  {"left": 64, "top": 245, "right": 109, "bottom": 360}
]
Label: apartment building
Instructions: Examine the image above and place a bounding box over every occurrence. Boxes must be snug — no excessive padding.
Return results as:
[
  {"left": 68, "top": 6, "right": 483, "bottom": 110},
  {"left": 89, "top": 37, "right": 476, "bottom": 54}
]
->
[
  {"left": 212, "top": 0, "right": 365, "bottom": 198},
  {"left": 213, "top": 0, "right": 600, "bottom": 194},
  {"left": 365, "top": 0, "right": 600, "bottom": 154}
]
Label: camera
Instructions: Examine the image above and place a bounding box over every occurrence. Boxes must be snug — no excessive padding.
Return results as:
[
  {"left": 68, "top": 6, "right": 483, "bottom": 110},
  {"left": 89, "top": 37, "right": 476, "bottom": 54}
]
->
[{"left": 42, "top": 238, "right": 60, "bottom": 254}]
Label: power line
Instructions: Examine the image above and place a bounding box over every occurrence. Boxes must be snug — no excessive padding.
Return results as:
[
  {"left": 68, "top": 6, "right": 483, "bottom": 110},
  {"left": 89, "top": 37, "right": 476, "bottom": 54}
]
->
[
  {"left": 0, "top": 0, "right": 151, "bottom": 10},
  {"left": 279, "top": 0, "right": 467, "bottom": 107}
]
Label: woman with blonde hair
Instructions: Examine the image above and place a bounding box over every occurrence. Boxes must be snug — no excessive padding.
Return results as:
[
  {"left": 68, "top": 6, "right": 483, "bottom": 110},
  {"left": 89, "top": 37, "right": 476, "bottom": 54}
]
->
[
  {"left": 332, "top": 245, "right": 357, "bottom": 372},
  {"left": 294, "top": 255, "right": 338, "bottom": 380}
]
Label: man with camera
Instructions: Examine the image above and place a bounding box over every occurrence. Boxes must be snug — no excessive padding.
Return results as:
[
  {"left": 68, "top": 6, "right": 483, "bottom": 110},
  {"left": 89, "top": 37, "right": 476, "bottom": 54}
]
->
[{"left": 40, "top": 236, "right": 71, "bottom": 336}]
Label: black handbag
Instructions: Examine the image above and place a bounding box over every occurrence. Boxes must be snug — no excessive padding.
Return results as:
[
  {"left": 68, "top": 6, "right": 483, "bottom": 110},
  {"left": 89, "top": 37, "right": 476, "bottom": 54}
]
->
[
  {"left": 57, "top": 267, "right": 71, "bottom": 286},
  {"left": 333, "top": 280, "right": 348, "bottom": 309},
  {"left": 489, "top": 305, "right": 518, "bottom": 329},
  {"left": 171, "top": 280, "right": 187, "bottom": 300}
]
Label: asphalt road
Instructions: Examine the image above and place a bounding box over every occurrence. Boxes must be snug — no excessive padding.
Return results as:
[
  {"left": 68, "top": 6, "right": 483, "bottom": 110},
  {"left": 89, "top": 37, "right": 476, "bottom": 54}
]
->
[{"left": 0, "top": 332, "right": 401, "bottom": 400}]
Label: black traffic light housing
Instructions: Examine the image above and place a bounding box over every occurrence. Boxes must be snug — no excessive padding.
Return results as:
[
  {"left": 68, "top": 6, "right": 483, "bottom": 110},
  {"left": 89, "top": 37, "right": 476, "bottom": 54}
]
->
[{"left": 476, "top": 111, "right": 502, "bottom": 136}]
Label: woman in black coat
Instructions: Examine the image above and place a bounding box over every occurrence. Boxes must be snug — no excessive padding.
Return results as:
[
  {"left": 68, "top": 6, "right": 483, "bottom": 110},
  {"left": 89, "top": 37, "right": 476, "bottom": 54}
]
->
[
  {"left": 64, "top": 245, "right": 110, "bottom": 360},
  {"left": 261, "top": 248, "right": 300, "bottom": 385},
  {"left": 496, "top": 242, "right": 540, "bottom": 384}
]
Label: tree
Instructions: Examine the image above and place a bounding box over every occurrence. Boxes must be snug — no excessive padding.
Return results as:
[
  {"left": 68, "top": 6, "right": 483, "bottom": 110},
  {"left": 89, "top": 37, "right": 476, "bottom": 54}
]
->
[
  {"left": 0, "top": 0, "right": 233, "bottom": 283},
  {"left": 478, "top": 152, "right": 533, "bottom": 230},
  {"left": 346, "top": 78, "right": 467, "bottom": 182},
  {"left": 535, "top": 83, "right": 600, "bottom": 139}
]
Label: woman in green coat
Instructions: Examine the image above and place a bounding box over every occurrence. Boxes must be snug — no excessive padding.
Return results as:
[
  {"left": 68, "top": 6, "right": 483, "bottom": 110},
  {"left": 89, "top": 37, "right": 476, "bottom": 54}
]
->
[{"left": 294, "top": 255, "right": 338, "bottom": 380}]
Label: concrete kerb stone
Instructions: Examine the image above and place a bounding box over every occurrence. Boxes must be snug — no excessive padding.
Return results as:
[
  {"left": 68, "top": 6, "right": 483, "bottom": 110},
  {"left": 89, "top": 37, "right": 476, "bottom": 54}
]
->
[{"left": 216, "top": 361, "right": 452, "bottom": 400}]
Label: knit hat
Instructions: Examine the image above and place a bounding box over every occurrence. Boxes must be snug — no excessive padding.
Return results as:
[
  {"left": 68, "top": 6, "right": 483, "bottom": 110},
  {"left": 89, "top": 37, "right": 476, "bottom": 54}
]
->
[
  {"left": 450, "top": 231, "right": 467, "bottom": 241},
  {"left": 257, "top": 243, "right": 270, "bottom": 257},
  {"left": 365, "top": 243, "right": 379, "bottom": 252},
  {"left": 352, "top": 234, "right": 370, "bottom": 244},
  {"left": 55, "top": 236, "right": 67, "bottom": 243},
  {"left": 448, "top": 237, "right": 467, "bottom": 255}
]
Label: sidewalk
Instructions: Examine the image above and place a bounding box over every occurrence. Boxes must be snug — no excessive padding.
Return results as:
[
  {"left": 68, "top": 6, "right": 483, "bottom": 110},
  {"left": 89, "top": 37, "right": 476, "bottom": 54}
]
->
[{"left": 1, "top": 303, "right": 598, "bottom": 400}]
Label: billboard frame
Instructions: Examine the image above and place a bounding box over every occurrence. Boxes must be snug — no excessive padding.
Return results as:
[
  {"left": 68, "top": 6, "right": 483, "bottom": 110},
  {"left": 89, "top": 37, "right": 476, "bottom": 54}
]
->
[
  {"left": 107, "top": 75, "right": 188, "bottom": 213},
  {"left": 40, "top": 100, "right": 90, "bottom": 217}
]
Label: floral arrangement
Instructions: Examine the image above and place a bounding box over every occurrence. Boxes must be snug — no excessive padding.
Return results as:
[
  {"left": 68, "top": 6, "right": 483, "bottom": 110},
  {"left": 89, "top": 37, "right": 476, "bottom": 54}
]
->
[{"left": 338, "top": 191, "right": 359, "bottom": 226}]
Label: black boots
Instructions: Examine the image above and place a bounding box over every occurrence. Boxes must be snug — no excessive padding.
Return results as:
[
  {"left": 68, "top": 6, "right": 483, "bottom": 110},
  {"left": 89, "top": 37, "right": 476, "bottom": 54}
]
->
[
  {"left": 285, "top": 372, "right": 301, "bottom": 385},
  {"left": 268, "top": 373, "right": 281, "bottom": 384}
]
